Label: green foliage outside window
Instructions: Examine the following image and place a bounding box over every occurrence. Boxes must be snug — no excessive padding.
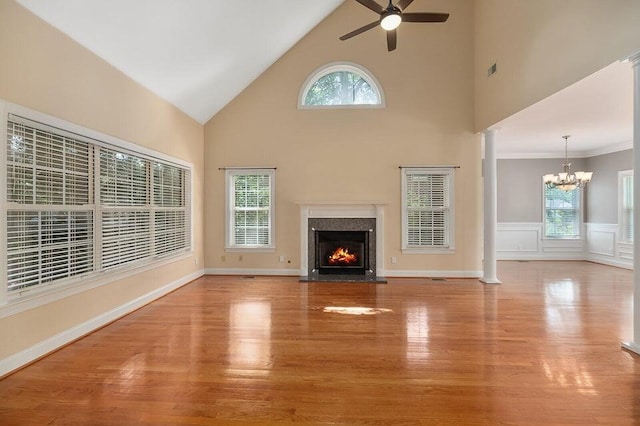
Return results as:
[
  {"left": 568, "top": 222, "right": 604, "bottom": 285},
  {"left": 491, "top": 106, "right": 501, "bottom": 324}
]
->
[
  {"left": 545, "top": 187, "right": 579, "bottom": 238},
  {"left": 304, "top": 71, "right": 378, "bottom": 106}
]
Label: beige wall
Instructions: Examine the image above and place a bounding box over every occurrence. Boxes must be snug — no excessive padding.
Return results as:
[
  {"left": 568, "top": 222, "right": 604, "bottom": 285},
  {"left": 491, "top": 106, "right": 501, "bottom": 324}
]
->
[
  {"left": 204, "top": 0, "right": 482, "bottom": 275},
  {"left": 475, "top": 0, "right": 640, "bottom": 131},
  {"left": 474, "top": 0, "right": 640, "bottom": 132},
  {"left": 0, "top": 1, "right": 204, "bottom": 359}
]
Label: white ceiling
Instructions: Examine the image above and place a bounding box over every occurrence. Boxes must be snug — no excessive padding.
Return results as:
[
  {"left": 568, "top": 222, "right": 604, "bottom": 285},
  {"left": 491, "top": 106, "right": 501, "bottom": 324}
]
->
[
  {"left": 16, "top": 0, "right": 344, "bottom": 124},
  {"left": 493, "top": 60, "right": 634, "bottom": 159},
  {"left": 15, "top": 0, "right": 634, "bottom": 158}
]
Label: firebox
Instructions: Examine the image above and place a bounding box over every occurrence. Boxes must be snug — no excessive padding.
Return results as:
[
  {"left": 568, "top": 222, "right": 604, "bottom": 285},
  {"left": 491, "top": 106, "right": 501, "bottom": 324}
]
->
[{"left": 315, "top": 230, "right": 369, "bottom": 275}]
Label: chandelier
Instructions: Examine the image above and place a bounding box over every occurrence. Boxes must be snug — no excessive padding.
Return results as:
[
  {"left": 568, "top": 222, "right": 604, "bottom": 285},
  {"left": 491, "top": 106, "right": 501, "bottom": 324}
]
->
[{"left": 543, "top": 135, "right": 593, "bottom": 192}]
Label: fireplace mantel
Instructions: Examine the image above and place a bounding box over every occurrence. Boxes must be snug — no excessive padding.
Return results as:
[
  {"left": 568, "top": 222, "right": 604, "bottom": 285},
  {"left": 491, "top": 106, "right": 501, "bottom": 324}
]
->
[{"left": 298, "top": 203, "right": 386, "bottom": 278}]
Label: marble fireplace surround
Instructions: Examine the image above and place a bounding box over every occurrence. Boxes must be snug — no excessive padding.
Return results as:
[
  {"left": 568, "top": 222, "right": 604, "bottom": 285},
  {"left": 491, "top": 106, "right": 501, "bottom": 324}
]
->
[{"left": 298, "top": 203, "right": 385, "bottom": 280}]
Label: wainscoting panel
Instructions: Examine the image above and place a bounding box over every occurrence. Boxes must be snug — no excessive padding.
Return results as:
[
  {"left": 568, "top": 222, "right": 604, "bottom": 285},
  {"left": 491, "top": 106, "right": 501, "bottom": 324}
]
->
[
  {"left": 497, "top": 222, "right": 632, "bottom": 269},
  {"left": 585, "top": 223, "right": 632, "bottom": 269},
  {"left": 587, "top": 224, "right": 616, "bottom": 256},
  {"left": 497, "top": 223, "right": 540, "bottom": 253}
]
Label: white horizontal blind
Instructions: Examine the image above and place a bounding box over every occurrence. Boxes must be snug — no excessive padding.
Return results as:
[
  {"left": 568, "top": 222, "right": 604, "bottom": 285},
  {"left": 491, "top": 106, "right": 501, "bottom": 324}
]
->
[
  {"left": 6, "top": 121, "right": 94, "bottom": 291},
  {"left": 231, "top": 172, "right": 272, "bottom": 247},
  {"left": 101, "top": 211, "right": 151, "bottom": 269},
  {"left": 404, "top": 170, "right": 450, "bottom": 247},
  {"left": 4, "top": 113, "right": 191, "bottom": 294},
  {"left": 100, "top": 148, "right": 148, "bottom": 206},
  {"left": 153, "top": 163, "right": 189, "bottom": 256},
  {"left": 544, "top": 186, "right": 580, "bottom": 238},
  {"left": 99, "top": 148, "right": 150, "bottom": 269}
]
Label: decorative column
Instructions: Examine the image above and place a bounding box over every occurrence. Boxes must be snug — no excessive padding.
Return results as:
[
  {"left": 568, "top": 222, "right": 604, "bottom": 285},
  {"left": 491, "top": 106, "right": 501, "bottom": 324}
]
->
[
  {"left": 480, "top": 129, "right": 501, "bottom": 284},
  {"left": 623, "top": 52, "right": 640, "bottom": 355}
]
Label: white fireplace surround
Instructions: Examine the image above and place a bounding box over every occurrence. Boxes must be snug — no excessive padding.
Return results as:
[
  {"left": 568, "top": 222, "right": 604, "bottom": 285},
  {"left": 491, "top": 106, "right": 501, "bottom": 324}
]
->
[{"left": 298, "top": 203, "right": 386, "bottom": 277}]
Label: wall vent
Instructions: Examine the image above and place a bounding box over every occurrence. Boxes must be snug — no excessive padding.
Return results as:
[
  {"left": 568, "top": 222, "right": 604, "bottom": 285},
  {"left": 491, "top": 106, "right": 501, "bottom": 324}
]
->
[{"left": 488, "top": 63, "right": 497, "bottom": 77}]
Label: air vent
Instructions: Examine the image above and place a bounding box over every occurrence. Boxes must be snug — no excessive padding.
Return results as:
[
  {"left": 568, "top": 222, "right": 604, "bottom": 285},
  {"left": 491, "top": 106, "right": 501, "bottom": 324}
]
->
[{"left": 488, "top": 63, "right": 497, "bottom": 77}]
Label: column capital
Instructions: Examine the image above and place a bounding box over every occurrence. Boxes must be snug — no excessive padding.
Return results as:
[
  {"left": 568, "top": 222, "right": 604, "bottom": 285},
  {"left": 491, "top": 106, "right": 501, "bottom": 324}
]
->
[
  {"left": 483, "top": 128, "right": 499, "bottom": 137},
  {"left": 625, "top": 51, "right": 640, "bottom": 66}
]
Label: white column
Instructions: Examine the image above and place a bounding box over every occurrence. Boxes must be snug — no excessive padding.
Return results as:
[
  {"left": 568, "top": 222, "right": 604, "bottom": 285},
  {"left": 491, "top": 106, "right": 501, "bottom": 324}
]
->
[
  {"left": 480, "top": 129, "right": 501, "bottom": 284},
  {"left": 623, "top": 52, "right": 640, "bottom": 355}
]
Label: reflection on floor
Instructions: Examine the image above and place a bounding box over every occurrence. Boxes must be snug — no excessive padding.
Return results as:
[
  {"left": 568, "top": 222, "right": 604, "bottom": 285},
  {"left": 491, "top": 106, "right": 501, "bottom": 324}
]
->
[{"left": 0, "top": 261, "right": 637, "bottom": 425}]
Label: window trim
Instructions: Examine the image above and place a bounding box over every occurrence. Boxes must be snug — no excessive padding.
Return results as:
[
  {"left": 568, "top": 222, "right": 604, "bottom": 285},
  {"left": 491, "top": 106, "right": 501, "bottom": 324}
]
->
[
  {"left": 619, "top": 169, "right": 633, "bottom": 243},
  {"left": 298, "top": 61, "right": 385, "bottom": 110},
  {"left": 401, "top": 167, "right": 455, "bottom": 254},
  {"left": 224, "top": 168, "right": 276, "bottom": 252},
  {"left": 542, "top": 180, "right": 583, "bottom": 240},
  {"left": 0, "top": 99, "right": 194, "bottom": 309}
]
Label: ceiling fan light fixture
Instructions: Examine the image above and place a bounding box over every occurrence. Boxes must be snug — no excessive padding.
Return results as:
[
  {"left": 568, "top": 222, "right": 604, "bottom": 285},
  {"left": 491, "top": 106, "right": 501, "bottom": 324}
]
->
[{"left": 380, "top": 10, "right": 401, "bottom": 30}]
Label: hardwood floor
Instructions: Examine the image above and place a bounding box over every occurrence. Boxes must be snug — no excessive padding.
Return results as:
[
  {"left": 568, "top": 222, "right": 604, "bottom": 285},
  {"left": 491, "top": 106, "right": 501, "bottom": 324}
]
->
[{"left": 0, "top": 261, "right": 638, "bottom": 425}]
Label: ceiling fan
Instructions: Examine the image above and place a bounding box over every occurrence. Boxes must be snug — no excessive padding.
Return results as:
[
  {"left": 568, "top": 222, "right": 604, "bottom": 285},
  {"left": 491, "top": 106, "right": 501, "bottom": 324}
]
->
[{"left": 339, "top": 0, "right": 449, "bottom": 52}]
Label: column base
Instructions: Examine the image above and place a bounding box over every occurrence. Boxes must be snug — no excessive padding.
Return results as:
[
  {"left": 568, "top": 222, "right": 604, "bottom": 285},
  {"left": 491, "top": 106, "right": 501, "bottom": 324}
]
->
[
  {"left": 480, "top": 277, "right": 501, "bottom": 285},
  {"left": 622, "top": 341, "right": 640, "bottom": 356}
]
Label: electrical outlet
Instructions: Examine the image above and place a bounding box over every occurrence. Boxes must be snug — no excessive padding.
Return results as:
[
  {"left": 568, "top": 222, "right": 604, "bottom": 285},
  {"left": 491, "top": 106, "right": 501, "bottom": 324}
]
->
[
  {"left": 194, "top": 257, "right": 198, "bottom": 265},
  {"left": 279, "top": 255, "right": 285, "bottom": 263},
  {"left": 391, "top": 256, "right": 397, "bottom": 264}
]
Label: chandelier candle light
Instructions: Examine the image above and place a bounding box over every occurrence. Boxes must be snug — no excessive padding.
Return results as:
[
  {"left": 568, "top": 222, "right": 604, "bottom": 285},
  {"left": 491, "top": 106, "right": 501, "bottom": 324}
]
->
[{"left": 543, "top": 135, "right": 593, "bottom": 192}]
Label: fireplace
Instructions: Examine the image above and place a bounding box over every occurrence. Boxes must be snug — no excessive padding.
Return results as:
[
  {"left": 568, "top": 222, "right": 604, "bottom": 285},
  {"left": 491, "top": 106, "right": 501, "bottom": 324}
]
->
[
  {"left": 305, "top": 217, "right": 381, "bottom": 282},
  {"left": 316, "top": 230, "right": 369, "bottom": 275}
]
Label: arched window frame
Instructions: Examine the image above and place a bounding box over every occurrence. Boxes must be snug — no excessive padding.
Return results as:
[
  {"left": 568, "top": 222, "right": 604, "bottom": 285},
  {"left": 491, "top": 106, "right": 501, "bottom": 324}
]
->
[{"left": 298, "top": 62, "right": 385, "bottom": 109}]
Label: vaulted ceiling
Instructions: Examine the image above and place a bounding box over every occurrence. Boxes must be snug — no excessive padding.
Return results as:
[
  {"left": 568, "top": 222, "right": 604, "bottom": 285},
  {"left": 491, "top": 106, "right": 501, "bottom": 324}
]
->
[
  {"left": 15, "top": 0, "right": 633, "bottom": 158},
  {"left": 16, "top": 0, "right": 344, "bottom": 124}
]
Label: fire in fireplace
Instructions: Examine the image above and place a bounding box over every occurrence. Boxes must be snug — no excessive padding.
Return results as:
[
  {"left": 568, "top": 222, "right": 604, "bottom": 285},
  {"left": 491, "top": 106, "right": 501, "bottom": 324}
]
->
[
  {"left": 327, "top": 247, "right": 358, "bottom": 265},
  {"left": 315, "top": 230, "right": 368, "bottom": 275}
]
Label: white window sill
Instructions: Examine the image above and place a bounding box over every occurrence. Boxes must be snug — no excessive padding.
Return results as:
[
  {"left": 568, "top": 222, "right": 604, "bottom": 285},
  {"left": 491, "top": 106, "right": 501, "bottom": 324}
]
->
[
  {"left": 225, "top": 246, "right": 275, "bottom": 253},
  {"left": 402, "top": 247, "right": 455, "bottom": 255},
  {"left": 0, "top": 252, "right": 193, "bottom": 319}
]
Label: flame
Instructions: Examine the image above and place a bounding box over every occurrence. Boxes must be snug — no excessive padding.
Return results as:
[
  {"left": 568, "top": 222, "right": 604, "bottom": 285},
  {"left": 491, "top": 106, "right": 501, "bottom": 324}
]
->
[{"left": 328, "top": 247, "right": 358, "bottom": 265}]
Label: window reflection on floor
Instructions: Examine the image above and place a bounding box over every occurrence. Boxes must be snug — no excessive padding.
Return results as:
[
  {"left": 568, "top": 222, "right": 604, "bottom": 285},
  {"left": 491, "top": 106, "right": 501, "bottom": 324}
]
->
[
  {"left": 406, "top": 305, "right": 430, "bottom": 365},
  {"left": 544, "top": 279, "right": 582, "bottom": 336},
  {"left": 227, "top": 301, "right": 272, "bottom": 376}
]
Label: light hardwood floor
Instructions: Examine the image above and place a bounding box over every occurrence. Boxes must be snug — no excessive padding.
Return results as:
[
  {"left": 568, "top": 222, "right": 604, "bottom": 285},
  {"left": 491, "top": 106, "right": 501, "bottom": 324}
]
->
[{"left": 0, "top": 261, "right": 638, "bottom": 425}]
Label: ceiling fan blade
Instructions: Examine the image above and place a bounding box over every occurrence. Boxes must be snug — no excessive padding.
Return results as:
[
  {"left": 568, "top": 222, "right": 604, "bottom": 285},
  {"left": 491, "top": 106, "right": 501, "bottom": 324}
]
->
[
  {"left": 402, "top": 12, "right": 449, "bottom": 23},
  {"left": 339, "top": 21, "right": 380, "bottom": 41},
  {"left": 387, "top": 29, "right": 397, "bottom": 52},
  {"left": 396, "top": 0, "right": 415, "bottom": 11},
  {"left": 355, "top": 0, "right": 384, "bottom": 14}
]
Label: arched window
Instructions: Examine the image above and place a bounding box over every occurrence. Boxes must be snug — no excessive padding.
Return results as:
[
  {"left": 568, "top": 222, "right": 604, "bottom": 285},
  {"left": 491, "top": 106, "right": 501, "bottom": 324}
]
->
[{"left": 299, "top": 62, "right": 385, "bottom": 109}]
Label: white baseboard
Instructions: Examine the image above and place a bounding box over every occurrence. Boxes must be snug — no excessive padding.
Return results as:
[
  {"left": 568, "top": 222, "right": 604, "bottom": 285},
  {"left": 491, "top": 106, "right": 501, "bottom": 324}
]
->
[
  {"left": 622, "top": 341, "right": 640, "bottom": 356},
  {"left": 204, "top": 268, "right": 300, "bottom": 276},
  {"left": 383, "top": 269, "right": 482, "bottom": 278},
  {"left": 0, "top": 269, "right": 204, "bottom": 378},
  {"left": 586, "top": 254, "right": 633, "bottom": 270},
  {"left": 497, "top": 253, "right": 584, "bottom": 261},
  {"left": 205, "top": 268, "right": 482, "bottom": 279}
]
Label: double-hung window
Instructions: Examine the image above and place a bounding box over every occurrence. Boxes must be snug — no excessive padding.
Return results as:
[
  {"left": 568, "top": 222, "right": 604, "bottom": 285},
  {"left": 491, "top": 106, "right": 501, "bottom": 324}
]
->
[
  {"left": 225, "top": 169, "right": 275, "bottom": 251},
  {"left": 3, "top": 106, "right": 191, "bottom": 298},
  {"left": 543, "top": 185, "right": 581, "bottom": 238},
  {"left": 619, "top": 170, "right": 633, "bottom": 242},
  {"left": 401, "top": 167, "right": 454, "bottom": 253}
]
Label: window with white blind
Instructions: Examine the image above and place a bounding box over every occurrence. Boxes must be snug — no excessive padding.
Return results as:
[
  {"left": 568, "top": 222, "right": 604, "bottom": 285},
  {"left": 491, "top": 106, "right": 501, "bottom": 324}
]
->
[
  {"left": 543, "top": 185, "right": 581, "bottom": 239},
  {"left": 3, "top": 110, "right": 191, "bottom": 297},
  {"left": 225, "top": 169, "right": 275, "bottom": 251},
  {"left": 401, "top": 168, "right": 454, "bottom": 253},
  {"left": 619, "top": 170, "right": 633, "bottom": 242}
]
